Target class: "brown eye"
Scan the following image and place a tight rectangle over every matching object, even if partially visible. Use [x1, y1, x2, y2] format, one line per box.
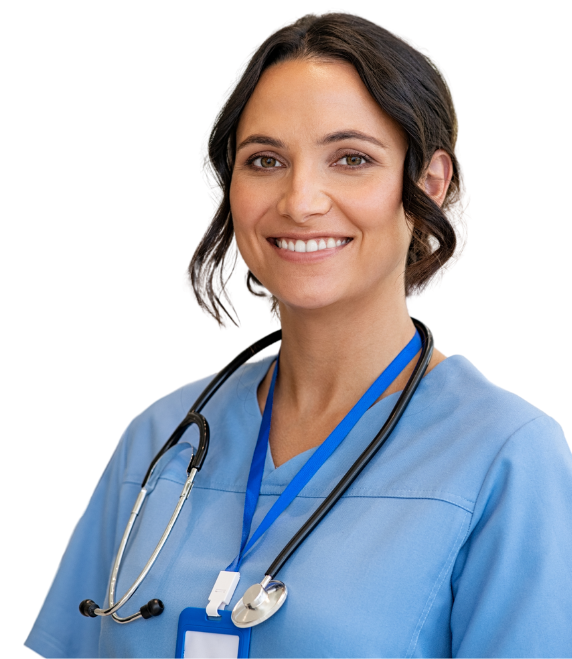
[260, 156, 278, 168]
[344, 155, 365, 166]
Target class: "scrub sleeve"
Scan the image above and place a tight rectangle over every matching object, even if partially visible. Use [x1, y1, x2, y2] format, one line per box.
[450, 415, 572, 657]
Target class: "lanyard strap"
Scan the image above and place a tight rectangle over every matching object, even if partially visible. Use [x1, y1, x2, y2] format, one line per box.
[226, 330, 422, 572]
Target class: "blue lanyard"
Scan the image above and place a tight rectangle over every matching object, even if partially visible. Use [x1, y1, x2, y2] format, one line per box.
[226, 330, 422, 572]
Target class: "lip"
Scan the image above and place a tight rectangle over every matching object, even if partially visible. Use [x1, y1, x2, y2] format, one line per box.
[267, 232, 352, 242]
[266, 236, 353, 262]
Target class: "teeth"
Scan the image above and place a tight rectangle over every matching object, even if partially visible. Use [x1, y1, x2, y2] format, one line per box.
[276, 238, 349, 252]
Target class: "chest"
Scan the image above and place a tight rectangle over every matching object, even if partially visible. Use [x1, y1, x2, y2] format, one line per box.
[100, 452, 471, 658]
[268, 404, 348, 467]
[260, 374, 398, 469]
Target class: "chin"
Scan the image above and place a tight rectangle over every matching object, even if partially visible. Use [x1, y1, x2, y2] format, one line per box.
[274, 287, 349, 313]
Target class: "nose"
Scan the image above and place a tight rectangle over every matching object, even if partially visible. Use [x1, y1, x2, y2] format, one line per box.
[276, 165, 332, 224]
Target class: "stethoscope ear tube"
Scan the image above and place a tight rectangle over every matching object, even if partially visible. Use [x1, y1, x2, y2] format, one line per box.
[264, 318, 433, 579]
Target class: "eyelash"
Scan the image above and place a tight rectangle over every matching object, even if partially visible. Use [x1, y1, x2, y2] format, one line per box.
[244, 151, 372, 170]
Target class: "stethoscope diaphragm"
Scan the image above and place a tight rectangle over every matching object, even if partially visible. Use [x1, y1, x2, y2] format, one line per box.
[232, 576, 288, 627]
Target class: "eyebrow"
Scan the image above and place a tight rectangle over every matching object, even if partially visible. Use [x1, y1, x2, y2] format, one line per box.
[235, 129, 388, 152]
[318, 130, 388, 149]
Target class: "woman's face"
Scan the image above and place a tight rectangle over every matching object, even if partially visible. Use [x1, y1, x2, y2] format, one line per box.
[230, 59, 410, 313]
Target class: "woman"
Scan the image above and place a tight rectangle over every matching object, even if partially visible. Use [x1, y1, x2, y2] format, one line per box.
[26, 13, 572, 658]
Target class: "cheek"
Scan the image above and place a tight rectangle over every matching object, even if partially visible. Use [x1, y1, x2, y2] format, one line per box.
[229, 178, 248, 233]
[229, 176, 270, 275]
[340, 171, 407, 239]
[229, 178, 256, 249]
[230, 175, 275, 227]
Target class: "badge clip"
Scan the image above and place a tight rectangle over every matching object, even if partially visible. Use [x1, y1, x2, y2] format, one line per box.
[206, 570, 240, 618]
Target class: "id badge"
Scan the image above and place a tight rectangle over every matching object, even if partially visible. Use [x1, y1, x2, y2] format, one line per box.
[175, 607, 251, 658]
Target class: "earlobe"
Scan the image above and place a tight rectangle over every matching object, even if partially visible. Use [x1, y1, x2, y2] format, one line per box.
[422, 149, 453, 207]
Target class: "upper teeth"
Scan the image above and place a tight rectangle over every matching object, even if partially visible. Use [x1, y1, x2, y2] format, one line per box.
[276, 238, 349, 252]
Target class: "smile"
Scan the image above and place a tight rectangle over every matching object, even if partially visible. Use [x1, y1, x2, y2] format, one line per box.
[272, 237, 352, 253]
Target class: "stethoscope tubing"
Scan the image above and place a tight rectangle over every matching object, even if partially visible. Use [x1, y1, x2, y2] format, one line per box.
[80, 319, 432, 623]
[80, 329, 283, 622]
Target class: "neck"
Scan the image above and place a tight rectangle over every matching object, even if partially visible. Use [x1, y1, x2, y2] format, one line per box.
[276, 288, 415, 410]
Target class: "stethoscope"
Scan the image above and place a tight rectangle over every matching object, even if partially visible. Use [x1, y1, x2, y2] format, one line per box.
[80, 318, 433, 627]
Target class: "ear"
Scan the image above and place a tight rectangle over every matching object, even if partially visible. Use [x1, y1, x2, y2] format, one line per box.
[420, 149, 453, 207]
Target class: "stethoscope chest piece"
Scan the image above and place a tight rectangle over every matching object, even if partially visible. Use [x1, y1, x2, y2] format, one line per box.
[231, 577, 287, 628]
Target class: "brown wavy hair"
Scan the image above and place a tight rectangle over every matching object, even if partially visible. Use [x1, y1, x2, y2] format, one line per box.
[189, 13, 461, 325]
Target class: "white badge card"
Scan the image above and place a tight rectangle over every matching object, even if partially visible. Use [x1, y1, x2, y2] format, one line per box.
[175, 608, 251, 659]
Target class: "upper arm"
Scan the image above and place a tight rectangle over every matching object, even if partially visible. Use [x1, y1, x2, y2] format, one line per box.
[451, 415, 572, 657]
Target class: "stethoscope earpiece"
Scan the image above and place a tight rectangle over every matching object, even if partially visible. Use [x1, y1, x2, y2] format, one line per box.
[79, 599, 99, 618]
[140, 598, 164, 619]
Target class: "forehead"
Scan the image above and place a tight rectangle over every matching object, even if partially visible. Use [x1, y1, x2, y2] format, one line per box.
[236, 59, 406, 149]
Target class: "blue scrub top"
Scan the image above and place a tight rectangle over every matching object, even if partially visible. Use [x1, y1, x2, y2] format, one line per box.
[26, 355, 572, 658]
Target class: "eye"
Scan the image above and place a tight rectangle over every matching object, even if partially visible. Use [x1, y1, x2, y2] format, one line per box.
[251, 156, 282, 168]
[337, 154, 368, 167]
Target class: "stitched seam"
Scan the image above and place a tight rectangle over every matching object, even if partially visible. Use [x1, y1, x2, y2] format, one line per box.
[461, 413, 548, 541]
[24, 627, 66, 657]
[405, 514, 469, 658]
[120, 478, 473, 513]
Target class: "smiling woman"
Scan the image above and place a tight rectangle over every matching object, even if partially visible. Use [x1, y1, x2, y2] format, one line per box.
[231, 60, 414, 314]
[26, 12, 572, 659]
[191, 16, 460, 324]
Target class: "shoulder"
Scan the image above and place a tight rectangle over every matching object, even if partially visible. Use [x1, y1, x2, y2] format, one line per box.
[425, 354, 566, 451]
[382, 355, 571, 509]
[445, 356, 571, 510]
